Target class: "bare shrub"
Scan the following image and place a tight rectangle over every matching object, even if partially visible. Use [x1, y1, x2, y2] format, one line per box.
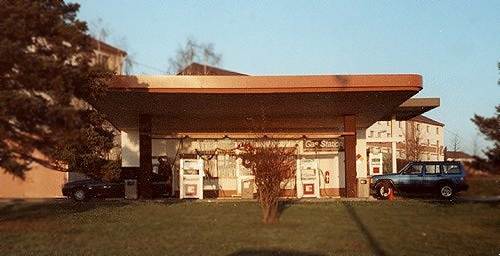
[238, 141, 296, 224]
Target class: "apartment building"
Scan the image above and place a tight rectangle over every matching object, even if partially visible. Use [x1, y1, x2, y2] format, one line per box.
[366, 115, 445, 173]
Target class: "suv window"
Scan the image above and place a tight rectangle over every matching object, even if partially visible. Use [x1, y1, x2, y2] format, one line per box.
[443, 164, 461, 174]
[403, 164, 424, 175]
[425, 164, 441, 175]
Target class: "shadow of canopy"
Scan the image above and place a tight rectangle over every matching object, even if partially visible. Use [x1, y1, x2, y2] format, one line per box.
[227, 248, 326, 256]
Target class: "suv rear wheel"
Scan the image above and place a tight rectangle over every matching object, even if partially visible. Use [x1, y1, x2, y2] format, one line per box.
[439, 184, 454, 199]
[376, 181, 394, 200]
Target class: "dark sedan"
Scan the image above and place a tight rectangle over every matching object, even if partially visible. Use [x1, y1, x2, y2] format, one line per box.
[370, 161, 468, 199]
[62, 174, 172, 201]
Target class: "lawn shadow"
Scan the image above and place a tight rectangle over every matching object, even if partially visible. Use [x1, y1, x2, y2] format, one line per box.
[0, 200, 130, 222]
[392, 194, 500, 208]
[424, 197, 499, 208]
[342, 201, 387, 256]
[227, 248, 325, 256]
[151, 198, 198, 207]
[277, 198, 301, 217]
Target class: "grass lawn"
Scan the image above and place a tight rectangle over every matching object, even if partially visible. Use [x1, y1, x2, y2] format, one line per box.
[0, 200, 499, 255]
[461, 175, 500, 197]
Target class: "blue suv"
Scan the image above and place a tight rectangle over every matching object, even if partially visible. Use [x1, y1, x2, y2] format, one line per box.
[370, 161, 468, 199]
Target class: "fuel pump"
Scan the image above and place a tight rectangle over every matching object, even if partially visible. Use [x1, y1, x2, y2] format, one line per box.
[236, 158, 254, 198]
[368, 152, 383, 176]
[297, 158, 320, 198]
[179, 158, 204, 199]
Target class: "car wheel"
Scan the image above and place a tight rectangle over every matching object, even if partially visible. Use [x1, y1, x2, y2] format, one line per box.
[72, 189, 87, 201]
[439, 184, 454, 199]
[376, 181, 394, 200]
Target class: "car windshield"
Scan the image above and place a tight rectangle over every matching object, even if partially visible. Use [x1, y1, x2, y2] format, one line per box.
[399, 163, 424, 175]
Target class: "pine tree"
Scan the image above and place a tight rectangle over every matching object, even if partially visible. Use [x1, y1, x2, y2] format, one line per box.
[470, 63, 500, 173]
[471, 105, 500, 173]
[0, 0, 119, 179]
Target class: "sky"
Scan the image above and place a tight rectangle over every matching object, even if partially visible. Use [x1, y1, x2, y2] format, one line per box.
[76, 0, 499, 155]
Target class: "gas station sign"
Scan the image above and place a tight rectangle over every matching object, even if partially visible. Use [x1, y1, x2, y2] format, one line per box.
[303, 138, 344, 152]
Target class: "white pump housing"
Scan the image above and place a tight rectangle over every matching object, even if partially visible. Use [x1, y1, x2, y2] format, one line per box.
[179, 158, 204, 199]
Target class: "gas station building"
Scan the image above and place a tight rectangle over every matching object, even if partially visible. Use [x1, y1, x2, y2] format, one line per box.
[96, 72, 439, 198]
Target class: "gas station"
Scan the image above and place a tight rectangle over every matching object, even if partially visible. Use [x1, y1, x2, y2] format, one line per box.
[95, 73, 439, 199]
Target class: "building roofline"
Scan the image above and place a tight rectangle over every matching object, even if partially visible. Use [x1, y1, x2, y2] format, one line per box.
[90, 38, 127, 56]
[388, 98, 440, 121]
[177, 62, 247, 76]
[410, 114, 444, 127]
[108, 74, 422, 94]
[446, 150, 473, 159]
[399, 98, 440, 108]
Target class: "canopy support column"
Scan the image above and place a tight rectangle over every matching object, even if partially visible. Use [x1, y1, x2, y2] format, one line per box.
[139, 114, 153, 198]
[344, 115, 357, 198]
[391, 115, 398, 173]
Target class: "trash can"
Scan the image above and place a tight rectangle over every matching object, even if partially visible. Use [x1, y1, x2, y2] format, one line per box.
[357, 178, 370, 198]
[241, 179, 255, 199]
[124, 179, 138, 199]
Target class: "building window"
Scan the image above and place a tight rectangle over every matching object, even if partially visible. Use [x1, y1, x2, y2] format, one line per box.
[98, 54, 109, 66]
[217, 154, 236, 178]
[387, 121, 390, 126]
[398, 121, 402, 128]
[427, 139, 430, 145]
[436, 127, 439, 134]
[426, 125, 429, 133]
[416, 124, 420, 131]
[369, 131, 374, 138]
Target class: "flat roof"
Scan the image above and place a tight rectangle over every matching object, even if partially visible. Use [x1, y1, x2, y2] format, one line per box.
[109, 74, 422, 94]
[95, 74, 434, 132]
[390, 98, 441, 120]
